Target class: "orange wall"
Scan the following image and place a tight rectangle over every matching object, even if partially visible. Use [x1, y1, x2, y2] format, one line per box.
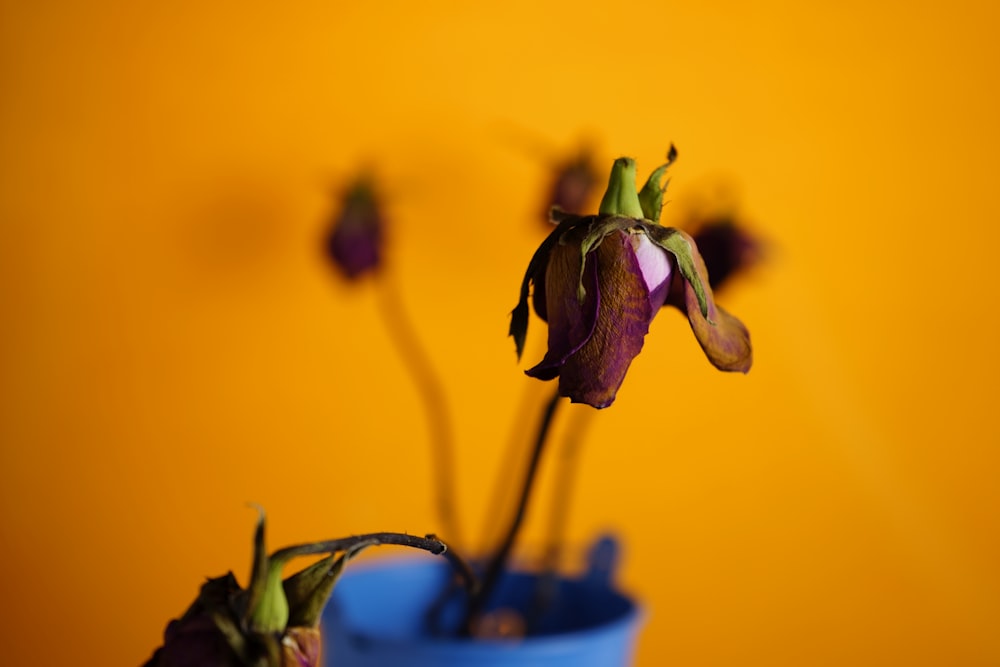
[2, 1, 999, 665]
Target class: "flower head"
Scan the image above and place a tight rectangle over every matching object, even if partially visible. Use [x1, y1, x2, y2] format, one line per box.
[324, 178, 384, 280]
[143, 512, 454, 667]
[510, 147, 752, 408]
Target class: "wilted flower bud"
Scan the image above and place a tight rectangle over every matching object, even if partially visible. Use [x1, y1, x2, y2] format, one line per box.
[543, 147, 599, 223]
[688, 218, 762, 292]
[510, 147, 753, 408]
[324, 179, 384, 280]
[143, 513, 454, 667]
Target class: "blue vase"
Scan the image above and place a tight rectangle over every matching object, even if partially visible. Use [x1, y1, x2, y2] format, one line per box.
[321, 553, 642, 667]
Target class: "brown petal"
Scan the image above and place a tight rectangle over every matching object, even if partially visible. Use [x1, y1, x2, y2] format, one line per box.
[666, 230, 753, 373]
[531, 230, 662, 408]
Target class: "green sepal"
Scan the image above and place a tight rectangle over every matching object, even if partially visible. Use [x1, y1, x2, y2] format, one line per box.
[249, 561, 290, 635]
[244, 506, 271, 628]
[598, 158, 645, 219]
[283, 554, 338, 629]
[283, 540, 375, 628]
[637, 145, 678, 223]
[575, 216, 632, 303]
[245, 505, 290, 635]
[646, 225, 712, 322]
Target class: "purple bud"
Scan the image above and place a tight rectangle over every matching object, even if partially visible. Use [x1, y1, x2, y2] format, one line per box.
[324, 181, 384, 280]
[544, 150, 599, 222]
[689, 219, 761, 292]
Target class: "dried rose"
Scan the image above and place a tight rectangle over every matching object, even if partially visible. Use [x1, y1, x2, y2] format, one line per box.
[143, 513, 458, 667]
[510, 147, 752, 408]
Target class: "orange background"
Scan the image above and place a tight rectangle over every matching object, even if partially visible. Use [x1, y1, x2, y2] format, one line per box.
[2, 1, 999, 665]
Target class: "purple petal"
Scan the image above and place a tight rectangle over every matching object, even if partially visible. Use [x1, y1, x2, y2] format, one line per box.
[282, 628, 322, 667]
[529, 230, 664, 408]
[631, 231, 672, 311]
[526, 234, 599, 380]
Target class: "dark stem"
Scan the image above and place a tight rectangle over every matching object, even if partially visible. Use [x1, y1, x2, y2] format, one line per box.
[528, 406, 594, 630]
[477, 371, 549, 552]
[542, 406, 594, 572]
[375, 270, 463, 548]
[461, 387, 562, 634]
[270, 532, 478, 598]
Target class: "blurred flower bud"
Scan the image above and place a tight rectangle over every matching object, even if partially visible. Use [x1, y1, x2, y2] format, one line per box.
[689, 218, 762, 292]
[324, 179, 384, 280]
[544, 148, 599, 222]
[143, 513, 452, 667]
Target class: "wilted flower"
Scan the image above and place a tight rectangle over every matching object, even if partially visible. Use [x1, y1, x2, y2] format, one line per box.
[143, 512, 455, 667]
[510, 147, 752, 408]
[543, 147, 599, 222]
[324, 179, 384, 279]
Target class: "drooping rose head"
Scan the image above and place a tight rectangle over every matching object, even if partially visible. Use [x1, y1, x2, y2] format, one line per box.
[510, 148, 753, 408]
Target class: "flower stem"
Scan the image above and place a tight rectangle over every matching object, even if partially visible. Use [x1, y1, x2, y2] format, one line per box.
[462, 387, 562, 634]
[476, 350, 549, 552]
[527, 406, 594, 631]
[376, 270, 463, 548]
[270, 532, 479, 598]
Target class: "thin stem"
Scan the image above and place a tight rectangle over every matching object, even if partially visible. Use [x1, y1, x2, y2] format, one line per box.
[375, 269, 463, 548]
[527, 405, 595, 631]
[476, 350, 549, 552]
[462, 387, 562, 634]
[541, 406, 594, 573]
[270, 532, 445, 561]
[270, 532, 478, 598]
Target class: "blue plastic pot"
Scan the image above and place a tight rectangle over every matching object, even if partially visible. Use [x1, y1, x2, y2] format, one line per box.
[321, 554, 642, 667]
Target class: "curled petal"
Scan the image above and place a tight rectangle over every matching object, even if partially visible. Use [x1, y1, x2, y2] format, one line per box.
[508, 212, 587, 359]
[526, 228, 599, 381]
[665, 230, 753, 373]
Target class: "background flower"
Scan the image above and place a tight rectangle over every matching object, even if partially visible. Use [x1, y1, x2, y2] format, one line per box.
[324, 180, 384, 280]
